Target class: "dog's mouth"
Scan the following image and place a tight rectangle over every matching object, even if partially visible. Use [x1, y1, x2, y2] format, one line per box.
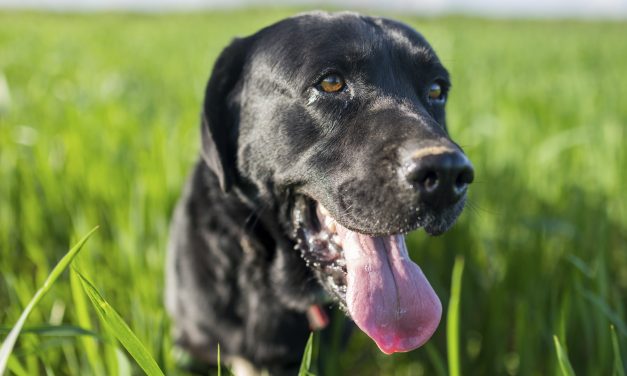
[292, 195, 442, 354]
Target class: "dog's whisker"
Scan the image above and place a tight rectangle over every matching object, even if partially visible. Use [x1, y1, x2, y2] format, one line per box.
[463, 200, 483, 218]
[244, 200, 270, 231]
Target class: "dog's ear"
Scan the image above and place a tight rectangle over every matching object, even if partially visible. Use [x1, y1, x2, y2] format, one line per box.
[201, 36, 254, 192]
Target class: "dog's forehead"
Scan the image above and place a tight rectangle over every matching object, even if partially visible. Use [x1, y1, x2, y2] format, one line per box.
[252, 12, 440, 76]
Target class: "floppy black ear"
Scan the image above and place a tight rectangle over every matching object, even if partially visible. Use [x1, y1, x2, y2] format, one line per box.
[201, 36, 254, 192]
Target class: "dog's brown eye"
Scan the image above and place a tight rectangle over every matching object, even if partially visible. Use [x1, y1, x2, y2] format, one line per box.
[428, 82, 444, 101]
[319, 74, 345, 93]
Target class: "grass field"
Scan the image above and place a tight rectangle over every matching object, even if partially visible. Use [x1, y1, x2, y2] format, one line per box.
[0, 9, 626, 375]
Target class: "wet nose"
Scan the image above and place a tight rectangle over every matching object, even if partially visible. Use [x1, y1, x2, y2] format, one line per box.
[405, 149, 474, 207]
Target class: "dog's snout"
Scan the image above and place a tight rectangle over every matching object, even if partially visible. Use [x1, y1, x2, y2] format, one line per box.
[405, 148, 474, 207]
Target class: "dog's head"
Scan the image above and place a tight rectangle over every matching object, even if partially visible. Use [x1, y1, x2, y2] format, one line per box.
[200, 12, 473, 354]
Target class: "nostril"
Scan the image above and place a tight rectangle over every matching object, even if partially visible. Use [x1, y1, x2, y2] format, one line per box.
[422, 171, 439, 193]
[454, 167, 474, 192]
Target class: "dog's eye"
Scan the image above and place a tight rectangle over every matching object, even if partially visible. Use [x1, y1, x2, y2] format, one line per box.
[427, 82, 446, 105]
[318, 74, 345, 93]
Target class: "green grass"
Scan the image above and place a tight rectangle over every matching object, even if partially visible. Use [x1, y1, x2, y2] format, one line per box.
[553, 335, 575, 376]
[447, 257, 464, 376]
[299, 333, 314, 376]
[0, 9, 626, 375]
[0, 228, 96, 374]
[72, 266, 164, 376]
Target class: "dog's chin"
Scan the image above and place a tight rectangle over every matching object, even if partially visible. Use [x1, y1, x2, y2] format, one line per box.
[421, 197, 467, 236]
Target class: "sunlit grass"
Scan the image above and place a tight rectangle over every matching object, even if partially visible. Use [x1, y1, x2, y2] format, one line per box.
[0, 228, 97, 374]
[0, 9, 625, 375]
[72, 267, 164, 376]
[447, 257, 464, 376]
[553, 335, 575, 376]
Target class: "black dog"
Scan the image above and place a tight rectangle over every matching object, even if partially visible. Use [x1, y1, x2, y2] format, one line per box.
[165, 11, 473, 375]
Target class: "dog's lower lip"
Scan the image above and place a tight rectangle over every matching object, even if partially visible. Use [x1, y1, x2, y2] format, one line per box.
[292, 196, 349, 304]
[323, 214, 422, 238]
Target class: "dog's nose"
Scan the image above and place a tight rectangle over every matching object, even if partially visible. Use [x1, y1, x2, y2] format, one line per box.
[405, 149, 474, 207]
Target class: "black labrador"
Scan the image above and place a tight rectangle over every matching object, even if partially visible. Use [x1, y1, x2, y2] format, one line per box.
[165, 11, 473, 375]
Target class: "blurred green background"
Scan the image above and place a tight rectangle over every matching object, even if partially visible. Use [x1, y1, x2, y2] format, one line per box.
[0, 9, 626, 375]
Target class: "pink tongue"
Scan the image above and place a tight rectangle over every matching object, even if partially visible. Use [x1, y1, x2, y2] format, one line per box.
[338, 224, 442, 354]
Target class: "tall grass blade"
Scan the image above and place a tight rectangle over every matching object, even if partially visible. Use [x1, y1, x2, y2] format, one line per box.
[6, 357, 28, 376]
[553, 335, 576, 376]
[447, 256, 465, 376]
[0, 324, 99, 338]
[217, 343, 221, 376]
[72, 267, 165, 376]
[298, 332, 314, 376]
[0, 227, 98, 375]
[581, 289, 627, 336]
[611, 325, 626, 376]
[70, 268, 106, 375]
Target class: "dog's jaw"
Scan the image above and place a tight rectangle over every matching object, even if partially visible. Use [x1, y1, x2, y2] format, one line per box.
[291, 195, 442, 354]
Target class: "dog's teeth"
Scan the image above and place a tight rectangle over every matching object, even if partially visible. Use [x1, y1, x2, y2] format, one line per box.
[325, 217, 336, 233]
[328, 242, 340, 255]
[319, 205, 330, 216]
[331, 234, 341, 246]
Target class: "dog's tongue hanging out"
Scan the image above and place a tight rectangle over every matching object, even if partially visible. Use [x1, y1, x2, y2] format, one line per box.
[336, 223, 442, 354]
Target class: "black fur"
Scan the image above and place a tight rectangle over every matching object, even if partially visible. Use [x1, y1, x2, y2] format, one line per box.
[166, 11, 471, 374]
